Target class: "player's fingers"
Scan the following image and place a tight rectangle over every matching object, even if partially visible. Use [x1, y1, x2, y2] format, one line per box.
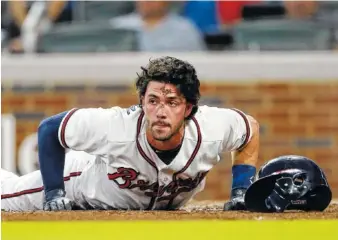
[62, 199, 73, 210]
[61, 199, 67, 210]
[223, 201, 234, 211]
[56, 199, 65, 210]
[55, 199, 65, 210]
[49, 201, 58, 211]
[43, 203, 51, 211]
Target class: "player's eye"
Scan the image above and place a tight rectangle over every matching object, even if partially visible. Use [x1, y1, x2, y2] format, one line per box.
[168, 101, 178, 107]
[149, 99, 157, 105]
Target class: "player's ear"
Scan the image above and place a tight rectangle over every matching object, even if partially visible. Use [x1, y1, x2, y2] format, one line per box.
[140, 96, 145, 108]
[184, 103, 193, 118]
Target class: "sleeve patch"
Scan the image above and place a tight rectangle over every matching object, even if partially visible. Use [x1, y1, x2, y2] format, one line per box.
[126, 105, 140, 115]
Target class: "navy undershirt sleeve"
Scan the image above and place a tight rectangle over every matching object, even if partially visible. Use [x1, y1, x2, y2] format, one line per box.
[38, 111, 69, 195]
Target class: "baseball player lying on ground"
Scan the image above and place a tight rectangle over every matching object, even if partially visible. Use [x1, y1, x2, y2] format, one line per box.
[2, 56, 260, 211]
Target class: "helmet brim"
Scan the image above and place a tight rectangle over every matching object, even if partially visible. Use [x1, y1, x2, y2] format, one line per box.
[244, 174, 280, 212]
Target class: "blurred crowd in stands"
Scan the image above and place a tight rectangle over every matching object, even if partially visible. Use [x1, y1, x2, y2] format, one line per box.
[1, 0, 338, 54]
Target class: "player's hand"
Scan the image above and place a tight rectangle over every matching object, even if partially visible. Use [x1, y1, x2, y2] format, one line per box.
[43, 189, 73, 211]
[223, 188, 247, 211]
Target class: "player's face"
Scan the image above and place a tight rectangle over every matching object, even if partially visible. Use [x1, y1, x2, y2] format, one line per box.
[142, 81, 192, 141]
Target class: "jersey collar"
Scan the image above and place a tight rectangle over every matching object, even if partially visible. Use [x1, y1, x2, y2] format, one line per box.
[136, 111, 202, 178]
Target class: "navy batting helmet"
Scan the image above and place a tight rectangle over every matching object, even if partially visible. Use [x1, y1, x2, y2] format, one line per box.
[244, 155, 332, 212]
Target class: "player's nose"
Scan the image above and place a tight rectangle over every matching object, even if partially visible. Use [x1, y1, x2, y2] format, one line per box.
[156, 106, 167, 118]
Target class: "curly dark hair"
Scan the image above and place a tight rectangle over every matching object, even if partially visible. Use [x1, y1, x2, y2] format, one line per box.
[136, 56, 200, 119]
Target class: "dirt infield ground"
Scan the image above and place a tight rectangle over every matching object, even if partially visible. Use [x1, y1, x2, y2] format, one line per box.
[2, 201, 338, 221]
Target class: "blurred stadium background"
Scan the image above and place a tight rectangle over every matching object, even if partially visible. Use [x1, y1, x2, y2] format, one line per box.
[1, 0, 338, 201]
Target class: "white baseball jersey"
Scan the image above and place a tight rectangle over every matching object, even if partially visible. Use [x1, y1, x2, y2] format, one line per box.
[1, 105, 251, 211]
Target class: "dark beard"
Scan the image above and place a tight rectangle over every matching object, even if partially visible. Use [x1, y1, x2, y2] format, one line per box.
[148, 119, 184, 142]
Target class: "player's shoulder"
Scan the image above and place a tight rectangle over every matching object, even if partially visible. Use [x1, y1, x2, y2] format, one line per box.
[194, 105, 239, 120]
[78, 105, 141, 118]
[77, 105, 142, 142]
[109, 105, 142, 141]
[192, 105, 241, 141]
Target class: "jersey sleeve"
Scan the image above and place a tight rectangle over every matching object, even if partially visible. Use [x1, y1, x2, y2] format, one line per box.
[199, 106, 252, 153]
[221, 108, 252, 152]
[57, 107, 127, 154]
[228, 108, 252, 151]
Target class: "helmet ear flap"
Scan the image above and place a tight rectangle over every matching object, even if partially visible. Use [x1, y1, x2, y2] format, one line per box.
[264, 170, 311, 212]
[293, 172, 307, 186]
[292, 172, 312, 196]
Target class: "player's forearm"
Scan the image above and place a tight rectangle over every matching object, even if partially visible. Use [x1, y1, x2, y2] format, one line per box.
[38, 111, 68, 195]
[231, 116, 260, 191]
